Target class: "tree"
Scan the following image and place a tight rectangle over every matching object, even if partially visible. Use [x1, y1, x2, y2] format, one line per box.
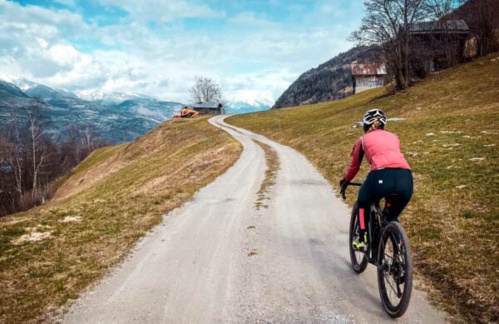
[63, 123, 103, 165]
[0, 101, 105, 217]
[410, 0, 466, 73]
[6, 109, 25, 199]
[26, 100, 52, 196]
[451, 0, 499, 56]
[189, 76, 223, 103]
[425, 0, 458, 19]
[350, 0, 427, 89]
[0, 130, 19, 213]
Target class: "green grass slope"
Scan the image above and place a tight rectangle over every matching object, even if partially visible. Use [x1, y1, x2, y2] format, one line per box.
[0, 117, 242, 323]
[227, 54, 499, 323]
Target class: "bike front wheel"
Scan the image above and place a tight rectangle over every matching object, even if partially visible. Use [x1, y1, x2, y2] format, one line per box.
[349, 202, 368, 273]
[377, 221, 413, 318]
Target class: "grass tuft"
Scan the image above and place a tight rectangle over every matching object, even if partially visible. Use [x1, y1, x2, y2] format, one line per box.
[253, 140, 280, 211]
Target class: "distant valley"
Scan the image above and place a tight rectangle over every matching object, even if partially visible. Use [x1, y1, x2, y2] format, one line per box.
[0, 76, 271, 144]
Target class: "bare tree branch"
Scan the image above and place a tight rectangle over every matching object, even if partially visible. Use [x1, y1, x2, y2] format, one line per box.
[189, 76, 223, 103]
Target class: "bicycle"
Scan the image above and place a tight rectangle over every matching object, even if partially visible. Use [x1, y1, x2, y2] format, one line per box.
[342, 182, 413, 318]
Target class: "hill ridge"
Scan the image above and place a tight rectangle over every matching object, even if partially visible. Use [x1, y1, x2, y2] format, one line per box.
[273, 45, 381, 109]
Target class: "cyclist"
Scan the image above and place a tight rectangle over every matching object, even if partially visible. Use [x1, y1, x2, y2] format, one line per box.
[340, 109, 413, 252]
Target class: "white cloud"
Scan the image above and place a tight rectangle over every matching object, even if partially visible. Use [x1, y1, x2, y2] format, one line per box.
[228, 12, 276, 27]
[98, 0, 225, 21]
[53, 0, 77, 8]
[45, 44, 81, 66]
[36, 37, 49, 48]
[0, 0, 361, 103]
[222, 68, 297, 105]
[0, 0, 87, 35]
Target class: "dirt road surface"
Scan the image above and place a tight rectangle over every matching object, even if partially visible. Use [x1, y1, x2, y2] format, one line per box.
[64, 116, 445, 323]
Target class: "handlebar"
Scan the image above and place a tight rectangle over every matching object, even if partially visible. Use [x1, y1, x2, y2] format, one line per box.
[341, 181, 362, 199]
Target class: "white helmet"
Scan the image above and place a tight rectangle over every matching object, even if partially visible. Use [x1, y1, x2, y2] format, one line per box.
[363, 109, 387, 132]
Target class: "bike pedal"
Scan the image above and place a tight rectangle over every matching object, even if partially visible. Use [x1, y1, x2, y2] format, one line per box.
[353, 242, 368, 252]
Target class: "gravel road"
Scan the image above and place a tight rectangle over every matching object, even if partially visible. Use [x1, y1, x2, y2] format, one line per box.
[64, 116, 445, 323]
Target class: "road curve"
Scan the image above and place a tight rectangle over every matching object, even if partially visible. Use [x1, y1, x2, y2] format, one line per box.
[64, 116, 445, 323]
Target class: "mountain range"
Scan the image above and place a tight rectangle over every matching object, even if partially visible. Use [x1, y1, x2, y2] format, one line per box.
[0, 77, 183, 143]
[225, 99, 273, 114]
[0, 76, 271, 143]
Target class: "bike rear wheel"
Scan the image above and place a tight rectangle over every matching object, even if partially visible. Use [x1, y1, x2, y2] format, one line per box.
[377, 221, 413, 318]
[349, 202, 368, 273]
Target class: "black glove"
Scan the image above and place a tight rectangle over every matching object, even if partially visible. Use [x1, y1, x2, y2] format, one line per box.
[339, 178, 349, 199]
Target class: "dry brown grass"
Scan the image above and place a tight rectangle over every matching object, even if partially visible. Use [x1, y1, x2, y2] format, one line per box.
[0, 117, 242, 323]
[253, 140, 280, 210]
[54, 144, 127, 201]
[227, 54, 499, 323]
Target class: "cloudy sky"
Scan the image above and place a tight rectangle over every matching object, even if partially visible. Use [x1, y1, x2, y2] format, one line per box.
[0, 0, 364, 103]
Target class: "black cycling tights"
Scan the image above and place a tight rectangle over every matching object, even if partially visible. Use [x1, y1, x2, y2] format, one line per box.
[356, 168, 413, 242]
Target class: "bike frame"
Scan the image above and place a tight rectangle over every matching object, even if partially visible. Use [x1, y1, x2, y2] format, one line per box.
[349, 182, 387, 269]
[367, 203, 385, 267]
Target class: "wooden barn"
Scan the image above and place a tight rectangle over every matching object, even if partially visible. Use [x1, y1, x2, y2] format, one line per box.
[409, 19, 473, 74]
[191, 102, 224, 115]
[351, 62, 387, 94]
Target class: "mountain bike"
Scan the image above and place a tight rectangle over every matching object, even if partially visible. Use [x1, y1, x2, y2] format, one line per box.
[343, 182, 413, 318]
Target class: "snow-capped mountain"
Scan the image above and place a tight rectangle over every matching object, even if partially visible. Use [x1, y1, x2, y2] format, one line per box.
[76, 90, 153, 104]
[11, 77, 41, 92]
[2, 75, 64, 94]
[225, 99, 273, 114]
[224, 90, 274, 114]
[0, 77, 183, 143]
[0, 74, 18, 85]
[1, 76, 79, 104]
[25, 84, 79, 102]
[0, 80, 30, 99]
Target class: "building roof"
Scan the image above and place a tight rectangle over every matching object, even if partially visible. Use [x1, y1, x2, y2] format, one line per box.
[409, 20, 469, 34]
[351, 63, 387, 76]
[192, 101, 222, 109]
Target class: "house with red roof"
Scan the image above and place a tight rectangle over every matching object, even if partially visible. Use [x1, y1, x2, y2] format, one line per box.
[351, 62, 387, 94]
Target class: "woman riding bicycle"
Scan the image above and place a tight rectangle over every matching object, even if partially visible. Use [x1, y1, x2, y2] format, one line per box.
[340, 109, 413, 252]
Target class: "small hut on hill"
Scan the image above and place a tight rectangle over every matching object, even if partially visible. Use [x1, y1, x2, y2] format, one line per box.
[191, 102, 224, 115]
[351, 62, 387, 94]
[409, 19, 473, 73]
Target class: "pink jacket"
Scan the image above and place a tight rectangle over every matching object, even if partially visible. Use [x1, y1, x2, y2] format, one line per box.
[344, 129, 411, 182]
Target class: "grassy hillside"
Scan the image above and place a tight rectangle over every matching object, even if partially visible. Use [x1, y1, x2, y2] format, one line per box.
[227, 54, 499, 323]
[0, 117, 241, 323]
